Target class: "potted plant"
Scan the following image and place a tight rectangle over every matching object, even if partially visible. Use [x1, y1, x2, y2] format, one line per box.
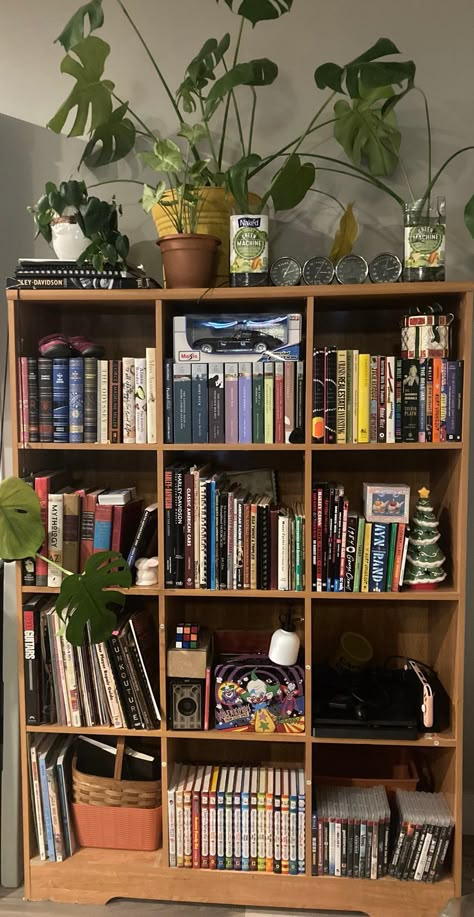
[0, 476, 130, 645]
[29, 179, 129, 271]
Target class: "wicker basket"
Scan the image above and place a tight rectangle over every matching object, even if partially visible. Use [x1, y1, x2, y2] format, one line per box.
[71, 740, 162, 851]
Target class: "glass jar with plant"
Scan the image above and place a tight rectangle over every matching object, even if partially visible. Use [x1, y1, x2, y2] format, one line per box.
[29, 179, 129, 271]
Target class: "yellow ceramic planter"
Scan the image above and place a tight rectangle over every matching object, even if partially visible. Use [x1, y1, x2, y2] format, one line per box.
[151, 187, 260, 286]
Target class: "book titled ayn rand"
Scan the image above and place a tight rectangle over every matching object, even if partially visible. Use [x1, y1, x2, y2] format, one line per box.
[368, 522, 389, 592]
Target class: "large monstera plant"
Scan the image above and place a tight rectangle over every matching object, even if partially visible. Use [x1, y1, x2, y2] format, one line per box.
[0, 477, 131, 646]
[47, 1, 417, 252]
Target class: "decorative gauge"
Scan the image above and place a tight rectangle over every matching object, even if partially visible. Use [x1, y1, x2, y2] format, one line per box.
[302, 256, 335, 286]
[368, 252, 403, 284]
[270, 257, 302, 286]
[335, 254, 369, 285]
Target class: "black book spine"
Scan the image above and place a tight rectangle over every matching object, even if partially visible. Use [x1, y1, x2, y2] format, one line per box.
[27, 357, 39, 442]
[108, 636, 143, 729]
[84, 356, 98, 443]
[402, 359, 419, 443]
[164, 467, 175, 587]
[395, 357, 403, 442]
[377, 817, 385, 879]
[40, 607, 56, 724]
[174, 468, 185, 588]
[406, 824, 425, 881]
[38, 357, 53, 442]
[23, 598, 42, 724]
[323, 817, 329, 875]
[22, 557, 36, 587]
[119, 635, 153, 729]
[191, 364, 208, 444]
[261, 504, 270, 590]
[256, 504, 263, 590]
[208, 363, 225, 444]
[296, 361, 304, 431]
[164, 358, 173, 444]
[126, 507, 158, 570]
[426, 358, 433, 442]
[341, 818, 347, 877]
[110, 359, 121, 444]
[218, 492, 228, 589]
[347, 818, 354, 878]
[322, 484, 330, 592]
[344, 513, 357, 592]
[353, 821, 360, 878]
[378, 355, 386, 442]
[324, 348, 337, 444]
[173, 365, 191, 444]
[312, 349, 325, 443]
[236, 497, 244, 589]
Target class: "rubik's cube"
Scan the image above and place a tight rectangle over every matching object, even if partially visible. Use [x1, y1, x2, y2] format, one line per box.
[175, 623, 199, 649]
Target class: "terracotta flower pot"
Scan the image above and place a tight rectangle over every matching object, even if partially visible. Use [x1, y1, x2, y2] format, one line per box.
[158, 233, 221, 289]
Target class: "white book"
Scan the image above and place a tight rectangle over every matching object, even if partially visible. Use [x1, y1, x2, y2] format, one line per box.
[60, 633, 81, 728]
[52, 612, 72, 727]
[334, 795, 341, 877]
[250, 767, 259, 869]
[122, 357, 136, 443]
[98, 487, 136, 505]
[225, 767, 235, 868]
[281, 768, 290, 873]
[289, 769, 298, 874]
[167, 763, 179, 868]
[134, 357, 147, 444]
[175, 765, 187, 868]
[200, 764, 213, 867]
[94, 643, 124, 728]
[47, 493, 64, 587]
[233, 767, 243, 868]
[241, 766, 251, 871]
[208, 766, 219, 867]
[278, 511, 289, 590]
[273, 768, 281, 871]
[146, 347, 157, 443]
[97, 359, 108, 443]
[297, 767, 305, 874]
[217, 767, 228, 868]
[29, 739, 46, 860]
[265, 767, 274, 871]
[386, 355, 395, 443]
[75, 646, 93, 727]
[184, 766, 195, 868]
[352, 349, 359, 442]
[257, 767, 266, 871]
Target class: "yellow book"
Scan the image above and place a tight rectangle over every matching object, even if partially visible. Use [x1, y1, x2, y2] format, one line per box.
[336, 350, 347, 443]
[361, 522, 372, 593]
[357, 353, 370, 443]
[264, 363, 274, 443]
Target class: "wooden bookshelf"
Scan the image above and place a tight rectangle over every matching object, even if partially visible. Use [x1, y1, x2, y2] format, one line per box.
[7, 282, 472, 916]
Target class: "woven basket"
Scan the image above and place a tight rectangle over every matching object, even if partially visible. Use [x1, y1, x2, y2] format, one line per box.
[72, 754, 161, 809]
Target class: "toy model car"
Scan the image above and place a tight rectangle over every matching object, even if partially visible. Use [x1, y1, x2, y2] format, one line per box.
[193, 329, 282, 354]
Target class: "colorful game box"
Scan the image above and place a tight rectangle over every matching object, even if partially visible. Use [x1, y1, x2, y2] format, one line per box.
[363, 483, 410, 524]
[214, 654, 304, 733]
[173, 313, 302, 364]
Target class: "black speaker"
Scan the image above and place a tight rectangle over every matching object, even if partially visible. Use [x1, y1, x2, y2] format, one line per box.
[167, 678, 204, 730]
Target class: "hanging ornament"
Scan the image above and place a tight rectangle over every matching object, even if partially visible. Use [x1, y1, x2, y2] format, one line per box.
[403, 487, 446, 590]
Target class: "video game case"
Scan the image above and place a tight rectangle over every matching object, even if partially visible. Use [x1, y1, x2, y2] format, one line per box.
[208, 363, 225, 444]
[164, 358, 174, 444]
[38, 357, 53, 442]
[192, 363, 209, 444]
[83, 357, 98, 443]
[239, 362, 252, 444]
[252, 363, 264, 443]
[224, 363, 238, 443]
[173, 364, 192, 444]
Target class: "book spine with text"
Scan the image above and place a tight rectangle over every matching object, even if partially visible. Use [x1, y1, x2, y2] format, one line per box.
[252, 363, 264, 443]
[418, 358, 427, 443]
[68, 357, 83, 443]
[425, 358, 433, 442]
[184, 473, 195, 589]
[27, 357, 40, 443]
[191, 363, 208, 444]
[38, 357, 53, 442]
[440, 359, 448, 442]
[208, 362, 225, 443]
[325, 347, 337, 444]
[122, 357, 136, 444]
[63, 492, 80, 574]
[108, 359, 121, 444]
[164, 358, 173, 444]
[238, 362, 252, 444]
[53, 358, 69, 443]
[97, 359, 108, 444]
[47, 493, 64, 587]
[378, 355, 386, 442]
[357, 354, 370, 443]
[224, 362, 238, 444]
[336, 350, 347, 443]
[274, 362, 284, 443]
[19, 357, 29, 443]
[284, 360, 296, 443]
[134, 357, 147, 444]
[145, 347, 157, 443]
[395, 358, 403, 442]
[83, 357, 97, 443]
[369, 355, 378, 443]
[173, 365, 192, 444]
[386, 356, 395, 443]
[432, 357, 442, 442]
[264, 362, 274, 444]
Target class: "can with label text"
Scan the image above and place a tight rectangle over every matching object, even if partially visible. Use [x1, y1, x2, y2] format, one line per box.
[229, 213, 269, 287]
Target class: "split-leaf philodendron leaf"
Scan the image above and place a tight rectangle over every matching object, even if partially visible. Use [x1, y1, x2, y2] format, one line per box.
[80, 102, 136, 167]
[47, 36, 114, 137]
[56, 0, 104, 52]
[0, 477, 45, 562]
[217, 0, 293, 25]
[334, 85, 401, 177]
[56, 551, 132, 646]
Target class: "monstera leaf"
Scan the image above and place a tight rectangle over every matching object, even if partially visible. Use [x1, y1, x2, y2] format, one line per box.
[328, 203, 359, 263]
[226, 153, 262, 212]
[178, 35, 231, 112]
[334, 85, 401, 177]
[56, 551, 132, 646]
[206, 59, 278, 108]
[0, 477, 45, 562]
[217, 0, 293, 25]
[80, 102, 136, 167]
[56, 0, 104, 52]
[48, 36, 114, 137]
[315, 38, 415, 101]
[269, 154, 315, 211]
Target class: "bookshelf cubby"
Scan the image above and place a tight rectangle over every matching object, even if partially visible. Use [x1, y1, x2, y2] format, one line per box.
[7, 282, 472, 917]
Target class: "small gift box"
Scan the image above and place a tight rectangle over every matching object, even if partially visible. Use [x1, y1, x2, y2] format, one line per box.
[401, 311, 453, 359]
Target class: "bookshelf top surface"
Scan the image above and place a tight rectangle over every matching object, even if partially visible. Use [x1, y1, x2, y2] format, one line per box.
[7, 280, 474, 304]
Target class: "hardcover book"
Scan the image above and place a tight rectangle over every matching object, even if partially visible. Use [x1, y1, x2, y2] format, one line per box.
[122, 357, 136, 444]
[134, 357, 147, 444]
[192, 363, 209, 444]
[284, 361, 296, 443]
[402, 359, 419, 443]
[312, 349, 325, 443]
[108, 359, 122, 444]
[173, 364, 192, 444]
[238, 362, 252, 444]
[208, 363, 225, 444]
[252, 363, 264, 443]
[38, 357, 53, 443]
[68, 357, 84, 443]
[27, 357, 40, 443]
[164, 358, 174, 444]
[324, 348, 337, 444]
[224, 363, 238, 444]
[53, 358, 69, 443]
[145, 347, 157, 443]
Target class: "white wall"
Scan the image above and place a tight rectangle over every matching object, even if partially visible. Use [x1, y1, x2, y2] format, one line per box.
[0, 1, 474, 822]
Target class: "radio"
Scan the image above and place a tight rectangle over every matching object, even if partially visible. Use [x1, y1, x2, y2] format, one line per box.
[167, 678, 204, 731]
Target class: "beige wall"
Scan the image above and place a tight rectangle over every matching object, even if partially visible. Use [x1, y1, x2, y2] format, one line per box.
[1, 1, 474, 817]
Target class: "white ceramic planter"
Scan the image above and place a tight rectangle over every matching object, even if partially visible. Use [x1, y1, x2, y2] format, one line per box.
[51, 219, 89, 261]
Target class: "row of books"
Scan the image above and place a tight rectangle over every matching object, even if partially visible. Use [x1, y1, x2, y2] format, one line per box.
[167, 764, 305, 873]
[312, 787, 452, 882]
[23, 595, 161, 729]
[166, 360, 304, 445]
[312, 350, 464, 443]
[21, 470, 157, 587]
[17, 351, 157, 444]
[165, 466, 305, 591]
[311, 482, 408, 592]
[29, 734, 76, 862]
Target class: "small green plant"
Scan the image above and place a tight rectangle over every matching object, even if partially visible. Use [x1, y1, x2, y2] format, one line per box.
[29, 179, 130, 271]
[0, 477, 131, 645]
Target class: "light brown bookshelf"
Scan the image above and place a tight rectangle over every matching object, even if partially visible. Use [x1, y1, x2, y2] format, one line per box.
[7, 282, 472, 916]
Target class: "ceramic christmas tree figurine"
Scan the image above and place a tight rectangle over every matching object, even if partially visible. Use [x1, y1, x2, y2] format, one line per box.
[404, 487, 446, 589]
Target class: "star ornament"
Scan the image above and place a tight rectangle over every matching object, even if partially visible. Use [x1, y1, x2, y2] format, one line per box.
[418, 487, 430, 499]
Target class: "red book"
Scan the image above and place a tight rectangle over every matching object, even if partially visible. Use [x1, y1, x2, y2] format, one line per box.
[111, 500, 144, 557]
[108, 359, 122, 444]
[270, 505, 279, 590]
[34, 471, 66, 586]
[204, 665, 211, 731]
[432, 358, 442, 443]
[80, 489, 105, 571]
[311, 488, 317, 591]
[243, 499, 251, 589]
[316, 486, 324, 592]
[274, 363, 284, 443]
[391, 524, 406, 592]
[184, 473, 194, 588]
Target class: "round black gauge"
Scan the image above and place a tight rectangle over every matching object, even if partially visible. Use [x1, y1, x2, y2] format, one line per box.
[335, 254, 368, 285]
[302, 256, 335, 286]
[270, 257, 302, 286]
[369, 252, 403, 284]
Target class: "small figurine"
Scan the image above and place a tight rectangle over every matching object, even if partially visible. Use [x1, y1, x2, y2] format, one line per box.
[135, 556, 159, 586]
[403, 488, 447, 589]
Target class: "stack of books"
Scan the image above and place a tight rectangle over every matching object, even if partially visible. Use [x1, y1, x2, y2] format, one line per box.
[311, 482, 409, 593]
[8, 258, 158, 290]
[17, 349, 157, 445]
[165, 466, 305, 591]
[21, 472, 158, 587]
[312, 786, 390, 878]
[23, 596, 161, 729]
[312, 349, 464, 443]
[388, 790, 454, 882]
[165, 359, 304, 444]
[167, 764, 305, 873]
[28, 734, 76, 862]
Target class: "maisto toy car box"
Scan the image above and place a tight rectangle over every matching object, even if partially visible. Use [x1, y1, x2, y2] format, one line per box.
[173, 313, 302, 363]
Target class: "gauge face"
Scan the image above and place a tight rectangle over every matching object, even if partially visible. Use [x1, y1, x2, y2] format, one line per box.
[335, 254, 368, 285]
[302, 256, 335, 286]
[369, 252, 403, 284]
[270, 257, 302, 286]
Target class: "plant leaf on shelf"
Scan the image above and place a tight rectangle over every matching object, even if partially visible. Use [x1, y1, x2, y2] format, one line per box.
[328, 203, 359, 263]
[56, 551, 132, 646]
[139, 139, 185, 174]
[178, 122, 209, 146]
[217, 0, 293, 25]
[47, 36, 114, 137]
[334, 85, 401, 177]
[315, 38, 415, 102]
[206, 58, 278, 108]
[141, 182, 167, 213]
[270, 153, 316, 211]
[0, 477, 45, 562]
[80, 102, 136, 167]
[226, 153, 262, 213]
[55, 0, 104, 52]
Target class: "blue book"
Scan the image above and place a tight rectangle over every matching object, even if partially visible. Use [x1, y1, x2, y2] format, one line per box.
[93, 506, 112, 551]
[56, 736, 76, 858]
[38, 735, 58, 861]
[238, 362, 252, 443]
[68, 357, 84, 443]
[164, 358, 173, 444]
[217, 767, 228, 870]
[191, 363, 208, 443]
[369, 522, 390, 592]
[52, 358, 69, 443]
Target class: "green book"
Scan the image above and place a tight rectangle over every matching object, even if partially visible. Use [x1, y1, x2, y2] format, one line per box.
[252, 363, 264, 443]
[353, 516, 366, 592]
[346, 349, 353, 444]
[386, 523, 398, 591]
